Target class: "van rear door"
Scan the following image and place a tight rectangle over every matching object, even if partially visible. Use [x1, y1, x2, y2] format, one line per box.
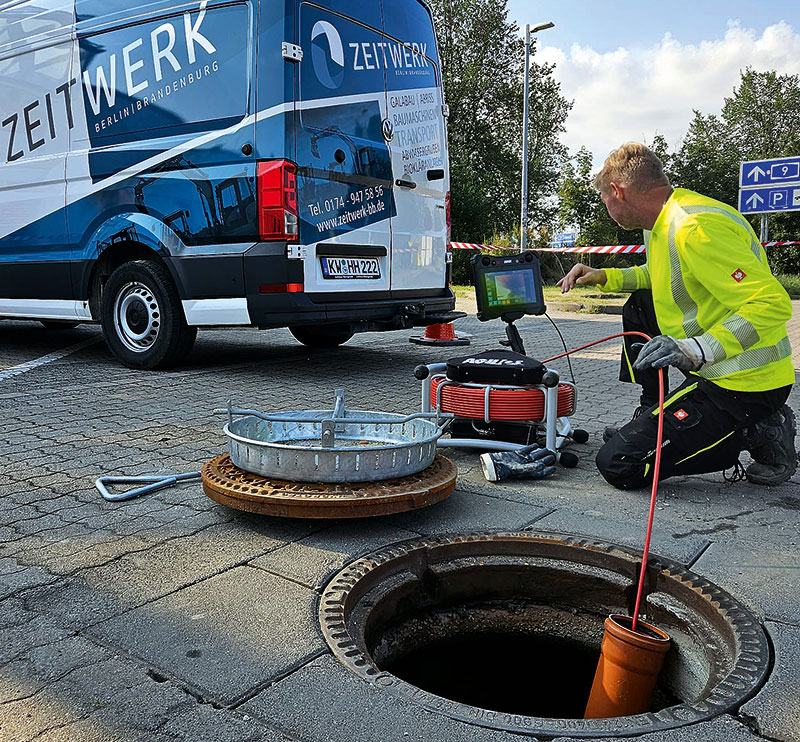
[381, 2, 449, 292]
[295, 2, 394, 295]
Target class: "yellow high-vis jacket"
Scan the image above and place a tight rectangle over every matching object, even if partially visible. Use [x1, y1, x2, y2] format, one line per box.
[601, 188, 794, 392]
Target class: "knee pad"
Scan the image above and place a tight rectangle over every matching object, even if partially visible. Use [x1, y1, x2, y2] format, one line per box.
[596, 440, 650, 490]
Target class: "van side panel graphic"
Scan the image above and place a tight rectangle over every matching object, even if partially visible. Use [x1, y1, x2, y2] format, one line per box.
[77, 2, 250, 180]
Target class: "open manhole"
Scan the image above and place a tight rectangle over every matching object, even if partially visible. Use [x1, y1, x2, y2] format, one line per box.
[319, 532, 769, 738]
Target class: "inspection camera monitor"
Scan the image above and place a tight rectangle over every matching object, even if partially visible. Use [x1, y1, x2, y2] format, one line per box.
[471, 251, 546, 321]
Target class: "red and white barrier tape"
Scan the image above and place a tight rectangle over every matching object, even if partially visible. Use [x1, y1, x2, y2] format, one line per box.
[538, 244, 646, 254]
[449, 241, 800, 253]
[448, 242, 518, 251]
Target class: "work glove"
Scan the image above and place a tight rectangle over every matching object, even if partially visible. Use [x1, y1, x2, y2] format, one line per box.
[480, 444, 557, 482]
[632, 335, 707, 373]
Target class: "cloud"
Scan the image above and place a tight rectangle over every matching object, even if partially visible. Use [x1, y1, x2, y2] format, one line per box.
[538, 21, 800, 166]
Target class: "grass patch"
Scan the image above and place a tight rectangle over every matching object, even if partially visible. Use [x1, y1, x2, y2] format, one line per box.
[451, 285, 627, 313]
[542, 285, 627, 313]
[776, 273, 800, 299]
[450, 285, 475, 298]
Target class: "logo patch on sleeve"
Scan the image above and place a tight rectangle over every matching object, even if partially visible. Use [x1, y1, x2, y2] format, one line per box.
[732, 269, 746, 282]
[673, 408, 689, 421]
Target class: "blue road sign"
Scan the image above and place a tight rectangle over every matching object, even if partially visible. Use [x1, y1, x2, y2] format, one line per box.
[552, 231, 576, 247]
[739, 185, 800, 215]
[740, 156, 800, 188]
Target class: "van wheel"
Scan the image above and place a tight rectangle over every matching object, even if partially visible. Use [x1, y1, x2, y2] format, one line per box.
[289, 324, 354, 348]
[100, 260, 196, 369]
[40, 321, 79, 329]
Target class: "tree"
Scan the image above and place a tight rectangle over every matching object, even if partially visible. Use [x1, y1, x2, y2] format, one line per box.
[671, 112, 739, 204]
[723, 69, 800, 161]
[557, 147, 603, 241]
[557, 147, 644, 249]
[648, 133, 673, 175]
[429, 0, 571, 243]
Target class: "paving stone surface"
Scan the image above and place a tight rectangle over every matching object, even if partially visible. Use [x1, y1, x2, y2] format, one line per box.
[740, 621, 800, 741]
[378, 488, 552, 535]
[242, 653, 526, 742]
[1, 303, 798, 741]
[251, 521, 418, 588]
[91, 566, 324, 705]
[692, 540, 800, 623]
[529, 510, 710, 565]
[21, 518, 318, 628]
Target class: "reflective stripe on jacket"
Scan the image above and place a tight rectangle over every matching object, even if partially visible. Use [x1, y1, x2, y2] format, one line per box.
[602, 188, 794, 392]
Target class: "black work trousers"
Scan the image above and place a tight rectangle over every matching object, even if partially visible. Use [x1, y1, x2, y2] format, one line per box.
[597, 291, 791, 489]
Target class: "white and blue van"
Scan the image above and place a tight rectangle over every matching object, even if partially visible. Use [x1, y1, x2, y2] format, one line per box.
[0, 0, 454, 367]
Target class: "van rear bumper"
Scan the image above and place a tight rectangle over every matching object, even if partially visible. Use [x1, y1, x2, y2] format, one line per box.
[246, 290, 456, 330]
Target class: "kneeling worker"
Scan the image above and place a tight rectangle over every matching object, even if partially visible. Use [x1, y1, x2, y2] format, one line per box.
[558, 142, 796, 488]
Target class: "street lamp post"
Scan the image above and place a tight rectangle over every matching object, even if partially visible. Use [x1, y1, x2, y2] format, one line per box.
[520, 21, 554, 251]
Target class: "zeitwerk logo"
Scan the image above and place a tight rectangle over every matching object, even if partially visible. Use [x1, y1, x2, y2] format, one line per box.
[311, 21, 345, 90]
[732, 269, 747, 282]
[310, 20, 431, 90]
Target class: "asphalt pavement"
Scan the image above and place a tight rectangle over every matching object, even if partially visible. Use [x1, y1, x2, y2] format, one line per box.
[1, 301, 798, 742]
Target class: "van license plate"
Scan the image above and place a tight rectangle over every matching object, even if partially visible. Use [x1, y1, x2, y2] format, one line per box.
[321, 257, 381, 280]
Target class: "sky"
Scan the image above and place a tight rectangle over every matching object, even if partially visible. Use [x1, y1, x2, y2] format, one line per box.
[507, 0, 800, 166]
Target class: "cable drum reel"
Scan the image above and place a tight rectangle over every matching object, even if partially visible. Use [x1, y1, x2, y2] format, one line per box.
[415, 251, 588, 473]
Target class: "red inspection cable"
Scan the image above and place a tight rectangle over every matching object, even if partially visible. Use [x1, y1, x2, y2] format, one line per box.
[544, 332, 665, 635]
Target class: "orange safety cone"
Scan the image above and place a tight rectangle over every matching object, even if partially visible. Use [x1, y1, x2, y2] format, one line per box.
[584, 615, 671, 719]
[409, 322, 470, 346]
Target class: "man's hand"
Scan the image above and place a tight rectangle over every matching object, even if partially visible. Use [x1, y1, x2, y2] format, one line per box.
[633, 335, 706, 372]
[556, 263, 607, 294]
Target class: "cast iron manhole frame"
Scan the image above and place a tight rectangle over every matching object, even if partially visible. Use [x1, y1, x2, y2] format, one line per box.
[201, 453, 457, 518]
[319, 531, 769, 738]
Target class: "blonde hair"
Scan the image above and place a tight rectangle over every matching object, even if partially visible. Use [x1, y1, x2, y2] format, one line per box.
[594, 142, 670, 193]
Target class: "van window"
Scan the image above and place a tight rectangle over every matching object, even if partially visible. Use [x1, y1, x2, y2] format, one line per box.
[381, 1, 440, 90]
[78, 2, 249, 145]
[302, 0, 382, 32]
[299, 3, 392, 183]
[0, 10, 71, 79]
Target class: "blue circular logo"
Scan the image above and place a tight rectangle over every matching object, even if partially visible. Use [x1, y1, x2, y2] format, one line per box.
[311, 21, 345, 90]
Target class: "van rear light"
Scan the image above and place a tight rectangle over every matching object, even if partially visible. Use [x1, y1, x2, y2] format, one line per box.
[445, 190, 451, 244]
[259, 283, 304, 294]
[257, 160, 299, 241]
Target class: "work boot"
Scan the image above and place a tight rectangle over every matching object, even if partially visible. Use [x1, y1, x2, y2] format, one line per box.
[602, 404, 650, 444]
[480, 445, 557, 482]
[744, 404, 798, 486]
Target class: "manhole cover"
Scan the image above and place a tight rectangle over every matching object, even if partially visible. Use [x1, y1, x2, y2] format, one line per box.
[201, 453, 457, 518]
[319, 532, 769, 738]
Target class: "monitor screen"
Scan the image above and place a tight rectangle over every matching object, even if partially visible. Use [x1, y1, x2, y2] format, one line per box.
[484, 269, 539, 310]
[471, 252, 546, 320]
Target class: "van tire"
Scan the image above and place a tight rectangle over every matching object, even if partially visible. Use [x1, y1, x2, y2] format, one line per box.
[100, 260, 196, 369]
[40, 321, 79, 329]
[289, 324, 354, 348]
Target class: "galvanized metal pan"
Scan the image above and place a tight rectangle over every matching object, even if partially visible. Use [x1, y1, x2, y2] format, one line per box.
[217, 390, 449, 483]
